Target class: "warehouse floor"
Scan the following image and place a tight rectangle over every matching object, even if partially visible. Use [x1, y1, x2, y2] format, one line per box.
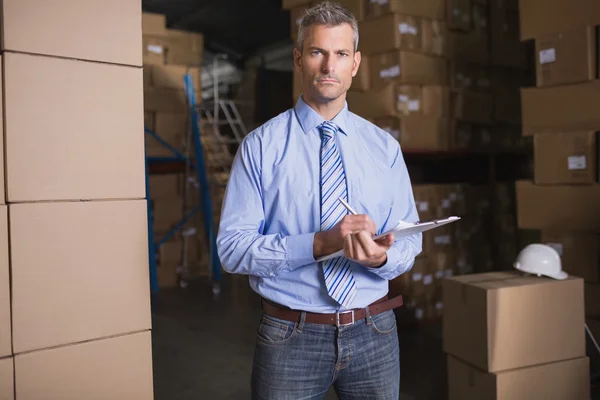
[150, 274, 447, 399]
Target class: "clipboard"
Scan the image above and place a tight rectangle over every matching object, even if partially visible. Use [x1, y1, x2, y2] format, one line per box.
[316, 216, 461, 262]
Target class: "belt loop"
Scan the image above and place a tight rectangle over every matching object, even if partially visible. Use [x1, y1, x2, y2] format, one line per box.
[365, 305, 373, 325]
[297, 311, 306, 332]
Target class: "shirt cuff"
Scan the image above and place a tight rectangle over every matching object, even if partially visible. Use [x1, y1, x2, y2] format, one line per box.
[285, 232, 317, 271]
[366, 243, 409, 280]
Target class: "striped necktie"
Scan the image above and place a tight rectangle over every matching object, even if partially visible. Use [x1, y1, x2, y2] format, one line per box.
[319, 121, 357, 308]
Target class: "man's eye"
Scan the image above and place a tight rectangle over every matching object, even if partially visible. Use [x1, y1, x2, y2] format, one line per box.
[312, 51, 321, 55]
[340, 53, 348, 57]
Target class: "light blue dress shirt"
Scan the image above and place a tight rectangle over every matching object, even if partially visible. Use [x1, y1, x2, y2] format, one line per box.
[216, 95, 422, 313]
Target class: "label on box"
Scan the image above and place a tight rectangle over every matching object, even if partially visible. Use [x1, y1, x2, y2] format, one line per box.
[434, 235, 451, 245]
[568, 155, 586, 170]
[412, 272, 423, 282]
[415, 308, 424, 320]
[546, 242, 564, 256]
[380, 65, 401, 79]
[539, 48, 556, 65]
[418, 201, 429, 212]
[398, 94, 409, 102]
[449, 192, 457, 201]
[436, 301, 444, 310]
[399, 23, 418, 35]
[370, 0, 388, 4]
[423, 274, 433, 285]
[435, 271, 444, 279]
[444, 269, 454, 278]
[408, 100, 420, 111]
[147, 45, 163, 54]
[442, 199, 451, 209]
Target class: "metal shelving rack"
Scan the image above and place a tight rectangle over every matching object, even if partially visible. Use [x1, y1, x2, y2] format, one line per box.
[144, 72, 222, 297]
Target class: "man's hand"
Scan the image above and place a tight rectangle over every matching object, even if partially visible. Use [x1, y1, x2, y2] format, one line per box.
[313, 214, 376, 259]
[344, 232, 394, 268]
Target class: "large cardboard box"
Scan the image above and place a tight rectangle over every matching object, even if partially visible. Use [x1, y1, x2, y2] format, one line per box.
[443, 272, 585, 372]
[421, 86, 450, 117]
[519, 0, 600, 40]
[142, 12, 167, 36]
[166, 29, 204, 66]
[521, 80, 600, 136]
[535, 27, 597, 87]
[400, 116, 450, 151]
[15, 331, 153, 400]
[373, 116, 401, 141]
[421, 19, 447, 57]
[534, 131, 599, 184]
[10, 201, 151, 353]
[452, 89, 493, 123]
[1, 0, 142, 66]
[370, 51, 447, 89]
[0, 357, 13, 400]
[144, 87, 188, 113]
[347, 84, 423, 118]
[4, 53, 145, 202]
[446, 0, 471, 31]
[447, 31, 489, 65]
[0, 208, 10, 359]
[516, 180, 600, 231]
[359, 14, 422, 55]
[447, 355, 590, 400]
[142, 35, 168, 65]
[144, 64, 201, 91]
[542, 231, 600, 283]
[365, 0, 445, 20]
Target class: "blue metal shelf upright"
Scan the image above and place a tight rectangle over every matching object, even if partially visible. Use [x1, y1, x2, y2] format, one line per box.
[145, 72, 222, 296]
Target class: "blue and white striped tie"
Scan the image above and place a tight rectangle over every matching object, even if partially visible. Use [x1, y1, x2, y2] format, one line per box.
[319, 121, 357, 308]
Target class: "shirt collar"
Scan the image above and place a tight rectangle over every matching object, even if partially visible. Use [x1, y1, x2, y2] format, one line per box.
[294, 95, 350, 136]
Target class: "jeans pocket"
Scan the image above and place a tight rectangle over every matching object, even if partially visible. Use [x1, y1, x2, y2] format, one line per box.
[256, 314, 298, 345]
[369, 310, 397, 335]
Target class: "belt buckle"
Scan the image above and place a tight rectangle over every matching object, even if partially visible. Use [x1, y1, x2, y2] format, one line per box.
[335, 310, 355, 327]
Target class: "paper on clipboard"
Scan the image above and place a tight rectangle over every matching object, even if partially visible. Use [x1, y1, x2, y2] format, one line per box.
[316, 216, 461, 262]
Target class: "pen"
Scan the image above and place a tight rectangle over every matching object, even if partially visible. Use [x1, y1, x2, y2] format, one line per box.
[338, 197, 359, 215]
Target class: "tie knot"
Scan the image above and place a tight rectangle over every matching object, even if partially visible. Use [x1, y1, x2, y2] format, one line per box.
[319, 121, 339, 139]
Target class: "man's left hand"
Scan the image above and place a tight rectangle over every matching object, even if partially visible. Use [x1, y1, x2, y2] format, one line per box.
[343, 231, 394, 268]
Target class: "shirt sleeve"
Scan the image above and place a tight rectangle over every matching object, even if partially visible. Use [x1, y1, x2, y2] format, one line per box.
[365, 142, 422, 280]
[216, 133, 316, 278]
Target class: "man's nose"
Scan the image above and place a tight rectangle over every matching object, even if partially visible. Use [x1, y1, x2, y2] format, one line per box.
[322, 55, 335, 74]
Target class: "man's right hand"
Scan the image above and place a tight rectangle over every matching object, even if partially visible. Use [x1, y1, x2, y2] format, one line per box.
[313, 214, 377, 259]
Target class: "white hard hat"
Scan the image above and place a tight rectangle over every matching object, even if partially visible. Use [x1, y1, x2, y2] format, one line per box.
[513, 243, 568, 280]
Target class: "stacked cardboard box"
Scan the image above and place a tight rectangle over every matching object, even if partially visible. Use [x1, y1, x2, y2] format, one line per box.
[287, 0, 529, 152]
[142, 12, 212, 287]
[516, 0, 600, 327]
[443, 272, 589, 398]
[0, 1, 153, 398]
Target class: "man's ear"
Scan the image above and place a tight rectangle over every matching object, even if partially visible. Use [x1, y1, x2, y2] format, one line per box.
[351, 50, 361, 78]
[293, 48, 302, 73]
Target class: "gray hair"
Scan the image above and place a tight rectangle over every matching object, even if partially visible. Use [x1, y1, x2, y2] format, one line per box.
[296, 2, 359, 52]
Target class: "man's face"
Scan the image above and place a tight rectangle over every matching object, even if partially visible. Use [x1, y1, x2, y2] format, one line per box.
[294, 23, 361, 104]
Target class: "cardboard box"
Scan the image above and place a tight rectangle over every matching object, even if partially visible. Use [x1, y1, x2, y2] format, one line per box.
[443, 272, 585, 372]
[519, 0, 600, 40]
[446, 0, 471, 32]
[15, 331, 153, 400]
[449, 62, 492, 92]
[0, 357, 13, 400]
[521, 81, 600, 135]
[142, 36, 168, 65]
[535, 27, 596, 87]
[1, 0, 142, 66]
[412, 184, 437, 221]
[142, 12, 167, 36]
[490, 6, 528, 69]
[359, 14, 422, 55]
[494, 90, 521, 124]
[516, 180, 600, 231]
[155, 112, 188, 141]
[447, 31, 489, 65]
[4, 53, 145, 202]
[534, 131, 599, 184]
[370, 51, 447, 89]
[373, 116, 401, 141]
[166, 29, 204, 66]
[397, 85, 424, 116]
[400, 116, 450, 151]
[365, 0, 445, 20]
[10, 201, 151, 353]
[338, 0, 366, 21]
[422, 19, 447, 57]
[471, 4, 489, 36]
[542, 231, 600, 283]
[447, 355, 590, 400]
[144, 87, 188, 113]
[0, 208, 9, 359]
[145, 64, 201, 91]
[452, 89, 493, 123]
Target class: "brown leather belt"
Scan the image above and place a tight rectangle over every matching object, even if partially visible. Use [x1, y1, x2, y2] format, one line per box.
[261, 295, 403, 327]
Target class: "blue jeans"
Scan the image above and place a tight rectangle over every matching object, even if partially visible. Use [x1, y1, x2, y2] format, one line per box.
[251, 309, 400, 399]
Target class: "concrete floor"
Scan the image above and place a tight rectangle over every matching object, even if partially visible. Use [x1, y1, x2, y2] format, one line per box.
[150, 275, 600, 400]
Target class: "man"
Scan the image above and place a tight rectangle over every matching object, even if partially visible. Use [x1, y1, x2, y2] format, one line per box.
[217, 2, 422, 399]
